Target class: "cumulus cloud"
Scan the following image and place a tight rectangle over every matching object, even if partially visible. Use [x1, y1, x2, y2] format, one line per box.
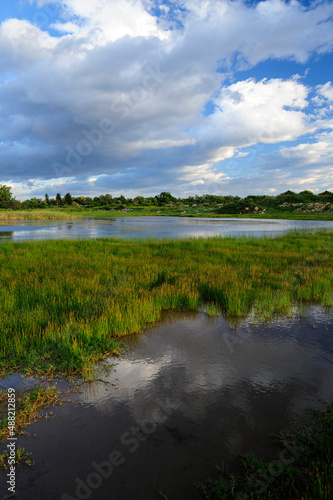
[317, 82, 333, 102]
[1, 0, 333, 197]
[50, 0, 169, 43]
[257, 129, 333, 177]
[197, 78, 311, 151]
[0, 18, 59, 74]
[237, 127, 333, 196]
[279, 134, 333, 166]
[313, 82, 333, 119]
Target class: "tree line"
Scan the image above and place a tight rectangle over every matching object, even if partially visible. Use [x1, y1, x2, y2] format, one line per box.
[0, 185, 332, 210]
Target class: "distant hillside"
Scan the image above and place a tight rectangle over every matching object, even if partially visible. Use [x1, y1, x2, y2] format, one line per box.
[215, 190, 333, 215]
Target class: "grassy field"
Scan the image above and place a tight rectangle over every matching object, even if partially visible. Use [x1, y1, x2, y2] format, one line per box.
[200, 402, 333, 499]
[0, 231, 332, 379]
[1, 206, 333, 220]
[0, 209, 80, 220]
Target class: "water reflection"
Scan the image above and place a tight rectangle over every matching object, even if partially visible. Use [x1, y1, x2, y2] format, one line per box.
[6, 307, 332, 500]
[0, 231, 13, 238]
[0, 216, 333, 242]
[83, 308, 333, 420]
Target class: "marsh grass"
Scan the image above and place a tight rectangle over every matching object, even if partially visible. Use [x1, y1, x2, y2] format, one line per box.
[0, 386, 61, 443]
[0, 446, 34, 470]
[200, 402, 333, 499]
[0, 231, 332, 378]
[0, 209, 80, 220]
[1, 207, 333, 221]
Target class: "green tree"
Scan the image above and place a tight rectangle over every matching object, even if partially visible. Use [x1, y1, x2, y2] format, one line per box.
[99, 194, 113, 206]
[318, 190, 333, 197]
[134, 196, 145, 205]
[21, 198, 46, 209]
[74, 196, 91, 206]
[64, 193, 72, 205]
[45, 194, 50, 205]
[0, 185, 15, 209]
[93, 196, 102, 206]
[56, 193, 62, 207]
[104, 194, 112, 205]
[156, 192, 176, 205]
[278, 190, 297, 197]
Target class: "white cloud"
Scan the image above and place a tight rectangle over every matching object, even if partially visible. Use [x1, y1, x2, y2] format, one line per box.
[178, 163, 226, 184]
[257, 128, 333, 173]
[235, 151, 250, 158]
[51, 0, 169, 43]
[317, 82, 333, 102]
[279, 133, 333, 166]
[314, 82, 333, 119]
[128, 137, 196, 151]
[169, 0, 333, 71]
[196, 78, 312, 158]
[0, 18, 59, 73]
[240, 129, 333, 195]
[1, 0, 333, 197]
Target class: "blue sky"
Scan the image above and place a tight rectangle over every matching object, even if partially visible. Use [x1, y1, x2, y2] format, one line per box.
[0, 0, 333, 200]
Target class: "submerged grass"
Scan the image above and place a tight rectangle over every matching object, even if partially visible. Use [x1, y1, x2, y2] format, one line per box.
[0, 446, 34, 470]
[0, 231, 332, 378]
[200, 402, 333, 499]
[0, 386, 61, 443]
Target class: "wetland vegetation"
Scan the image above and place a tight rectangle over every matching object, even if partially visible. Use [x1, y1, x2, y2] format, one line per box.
[201, 402, 333, 500]
[0, 209, 80, 221]
[0, 231, 332, 380]
[0, 385, 62, 471]
[0, 386, 61, 444]
[3, 206, 333, 221]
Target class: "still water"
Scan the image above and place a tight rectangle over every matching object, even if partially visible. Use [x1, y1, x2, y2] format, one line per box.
[2, 307, 332, 499]
[1, 216, 333, 242]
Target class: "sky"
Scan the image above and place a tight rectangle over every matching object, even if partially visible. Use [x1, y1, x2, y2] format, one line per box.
[0, 0, 333, 200]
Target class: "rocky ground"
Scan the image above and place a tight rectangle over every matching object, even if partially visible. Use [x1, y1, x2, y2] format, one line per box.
[279, 202, 333, 213]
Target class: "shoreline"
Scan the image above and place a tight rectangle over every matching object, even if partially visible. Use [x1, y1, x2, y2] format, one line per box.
[1, 208, 333, 221]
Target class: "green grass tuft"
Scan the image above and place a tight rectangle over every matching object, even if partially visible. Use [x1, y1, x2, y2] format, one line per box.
[200, 402, 333, 499]
[0, 231, 332, 379]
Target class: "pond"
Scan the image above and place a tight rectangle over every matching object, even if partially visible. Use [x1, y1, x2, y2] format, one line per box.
[1, 306, 332, 499]
[0, 216, 333, 242]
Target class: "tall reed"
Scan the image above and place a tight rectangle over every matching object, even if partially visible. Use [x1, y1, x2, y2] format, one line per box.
[0, 210, 80, 220]
[1, 231, 332, 378]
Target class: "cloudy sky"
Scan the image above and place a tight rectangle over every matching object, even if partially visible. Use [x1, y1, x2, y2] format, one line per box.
[1, 0, 333, 200]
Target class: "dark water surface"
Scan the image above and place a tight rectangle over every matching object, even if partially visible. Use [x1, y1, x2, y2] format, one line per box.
[1, 307, 332, 500]
[1, 216, 333, 242]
